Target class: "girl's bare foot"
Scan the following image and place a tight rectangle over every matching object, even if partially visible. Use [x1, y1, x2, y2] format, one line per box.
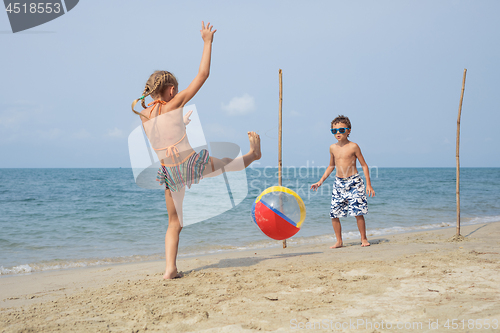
[330, 241, 343, 249]
[163, 269, 183, 279]
[361, 240, 370, 247]
[247, 131, 261, 160]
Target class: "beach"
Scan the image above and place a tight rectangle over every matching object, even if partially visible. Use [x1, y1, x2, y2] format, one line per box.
[1, 222, 499, 333]
[3, 1, 500, 331]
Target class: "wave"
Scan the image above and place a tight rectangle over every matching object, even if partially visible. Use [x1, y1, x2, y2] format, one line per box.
[1, 215, 499, 276]
[0, 254, 163, 276]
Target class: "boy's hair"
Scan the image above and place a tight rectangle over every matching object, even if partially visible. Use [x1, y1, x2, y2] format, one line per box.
[331, 115, 351, 129]
[331, 115, 351, 137]
[132, 71, 178, 119]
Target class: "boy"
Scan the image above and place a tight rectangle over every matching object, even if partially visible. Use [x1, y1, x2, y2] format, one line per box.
[311, 115, 375, 248]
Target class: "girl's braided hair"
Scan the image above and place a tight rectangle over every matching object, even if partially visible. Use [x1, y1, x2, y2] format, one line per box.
[131, 71, 178, 120]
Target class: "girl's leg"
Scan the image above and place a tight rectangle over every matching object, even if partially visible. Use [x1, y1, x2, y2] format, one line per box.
[164, 186, 186, 279]
[330, 218, 343, 248]
[203, 132, 261, 177]
[355, 215, 370, 247]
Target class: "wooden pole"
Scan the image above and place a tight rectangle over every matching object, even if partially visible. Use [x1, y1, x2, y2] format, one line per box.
[279, 69, 286, 248]
[456, 68, 467, 236]
[278, 69, 283, 187]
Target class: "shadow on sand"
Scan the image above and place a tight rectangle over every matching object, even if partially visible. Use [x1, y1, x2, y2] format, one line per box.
[186, 251, 321, 273]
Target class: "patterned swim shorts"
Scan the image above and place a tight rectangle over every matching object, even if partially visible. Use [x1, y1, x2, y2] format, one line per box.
[330, 173, 368, 218]
[156, 149, 211, 192]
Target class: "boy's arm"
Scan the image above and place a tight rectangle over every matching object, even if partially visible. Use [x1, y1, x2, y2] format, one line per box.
[171, 22, 216, 108]
[354, 144, 375, 197]
[311, 146, 335, 191]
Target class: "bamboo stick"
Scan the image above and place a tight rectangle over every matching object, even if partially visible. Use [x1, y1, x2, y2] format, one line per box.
[279, 69, 286, 248]
[456, 69, 467, 236]
[279, 69, 283, 187]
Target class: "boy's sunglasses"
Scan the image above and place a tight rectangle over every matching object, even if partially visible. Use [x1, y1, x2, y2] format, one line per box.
[331, 128, 350, 134]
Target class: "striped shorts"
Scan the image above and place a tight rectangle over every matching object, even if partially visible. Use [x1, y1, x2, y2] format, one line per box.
[156, 149, 211, 192]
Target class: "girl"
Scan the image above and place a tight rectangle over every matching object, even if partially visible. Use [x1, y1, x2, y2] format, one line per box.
[131, 22, 261, 279]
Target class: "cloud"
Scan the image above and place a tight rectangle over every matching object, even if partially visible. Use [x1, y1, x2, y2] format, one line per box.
[0, 102, 43, 128]
[0, 111, 26, 128]
[107, 127, 124, 138]
[34, 128, 63, 140]
[221, 93, 255, 116]
[72, 129, 92, 139]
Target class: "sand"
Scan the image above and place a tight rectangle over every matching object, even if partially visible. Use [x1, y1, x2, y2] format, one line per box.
[1, 222, 499, 332]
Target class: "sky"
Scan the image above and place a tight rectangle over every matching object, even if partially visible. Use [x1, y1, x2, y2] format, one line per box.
[1, 0, 499, 168]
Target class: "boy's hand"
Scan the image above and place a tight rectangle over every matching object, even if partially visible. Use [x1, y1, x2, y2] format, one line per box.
[310, 181, 323, 191]
[366, 185, 375, 197]
[183, 110, 193, 125]
[201, 21, 216, 43]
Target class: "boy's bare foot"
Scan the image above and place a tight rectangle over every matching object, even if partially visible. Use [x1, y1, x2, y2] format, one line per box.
[163, 270, 183, 279]
[361, 240, 370, 247]
[330, 241, 343, 249]
[248, 131, 261, 160]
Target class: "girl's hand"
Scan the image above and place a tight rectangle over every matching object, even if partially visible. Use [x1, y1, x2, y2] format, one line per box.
[183, 110, 193, 125]
[200, 21, 216, 43]
[366, 185, 375, 197]
[310, 181, 323, 191]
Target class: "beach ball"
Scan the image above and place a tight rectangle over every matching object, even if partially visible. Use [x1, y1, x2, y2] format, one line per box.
[251, 186, 306, 240]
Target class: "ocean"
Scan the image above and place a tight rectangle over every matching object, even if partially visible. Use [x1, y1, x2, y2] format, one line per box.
[1, 167, 499, 275]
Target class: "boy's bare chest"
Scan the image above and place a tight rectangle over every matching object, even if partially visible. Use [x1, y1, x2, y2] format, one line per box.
[332, 147, 356, 162]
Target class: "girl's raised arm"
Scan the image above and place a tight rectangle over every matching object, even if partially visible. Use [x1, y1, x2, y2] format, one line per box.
[172, 21, 216, 108]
